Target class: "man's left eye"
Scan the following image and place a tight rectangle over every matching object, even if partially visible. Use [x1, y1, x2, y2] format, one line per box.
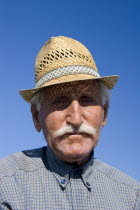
[79, 96, 94, 105]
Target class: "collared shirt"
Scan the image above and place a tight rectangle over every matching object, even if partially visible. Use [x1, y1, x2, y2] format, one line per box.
[0, 146, 140, 210]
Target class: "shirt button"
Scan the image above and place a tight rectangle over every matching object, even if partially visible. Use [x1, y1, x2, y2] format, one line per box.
[86, 182, 90, 187]
[61, 179, 66, 184]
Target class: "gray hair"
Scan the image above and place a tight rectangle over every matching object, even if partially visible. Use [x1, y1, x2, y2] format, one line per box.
[99, 81, 110, 106]
[30, 81, 110, 111]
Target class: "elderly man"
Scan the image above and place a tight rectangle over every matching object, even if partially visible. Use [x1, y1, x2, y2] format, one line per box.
[0, 36, 140, 209]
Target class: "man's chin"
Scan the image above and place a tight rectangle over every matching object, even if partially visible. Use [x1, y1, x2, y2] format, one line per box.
[54, 146, 93, 165]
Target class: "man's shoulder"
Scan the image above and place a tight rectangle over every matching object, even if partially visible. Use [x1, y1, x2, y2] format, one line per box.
[93, 159, 140, 190]
[0, 147, 47, 179]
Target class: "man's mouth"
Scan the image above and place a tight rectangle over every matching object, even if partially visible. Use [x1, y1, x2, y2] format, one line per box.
[54, 124, 96, 138]
[63, 132, 90, 137]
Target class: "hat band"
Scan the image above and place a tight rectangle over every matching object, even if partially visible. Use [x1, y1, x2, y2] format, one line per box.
[35, 65, 100, 88]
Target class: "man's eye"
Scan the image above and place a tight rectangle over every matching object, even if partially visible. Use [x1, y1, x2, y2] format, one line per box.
[53, 97, 69, 108]
[79, 96, 94, 105]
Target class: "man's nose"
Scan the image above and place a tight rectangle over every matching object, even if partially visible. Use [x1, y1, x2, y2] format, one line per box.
[66, 100, 83, 127]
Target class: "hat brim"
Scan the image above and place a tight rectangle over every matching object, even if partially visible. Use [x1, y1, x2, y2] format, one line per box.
[19, 74, 119, 102]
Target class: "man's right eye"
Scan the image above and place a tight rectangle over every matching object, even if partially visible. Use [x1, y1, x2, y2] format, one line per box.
[53, 97, 70, 109]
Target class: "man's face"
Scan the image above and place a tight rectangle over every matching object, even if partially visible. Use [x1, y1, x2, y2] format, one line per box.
[32, 80, 108, 165]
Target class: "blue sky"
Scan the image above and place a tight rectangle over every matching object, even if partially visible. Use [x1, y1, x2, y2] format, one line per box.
[0, 0, 140, 181]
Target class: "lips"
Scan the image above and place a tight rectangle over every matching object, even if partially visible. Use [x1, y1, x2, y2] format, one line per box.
[64, 132, 91, 137]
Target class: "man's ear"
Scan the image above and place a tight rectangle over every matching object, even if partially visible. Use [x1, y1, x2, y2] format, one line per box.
[31, 104, 41, 132]
[102, 102, 109, 127]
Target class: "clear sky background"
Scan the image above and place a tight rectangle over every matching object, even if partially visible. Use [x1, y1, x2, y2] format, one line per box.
[0, 0, 140, 181]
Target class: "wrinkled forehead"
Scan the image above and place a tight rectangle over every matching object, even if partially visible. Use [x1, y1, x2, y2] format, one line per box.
[42, 80, 100, 99]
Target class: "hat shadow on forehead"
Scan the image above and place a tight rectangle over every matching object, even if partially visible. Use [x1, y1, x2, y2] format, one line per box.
[44, 80, 99, 96]
[19, 36, 119, 102]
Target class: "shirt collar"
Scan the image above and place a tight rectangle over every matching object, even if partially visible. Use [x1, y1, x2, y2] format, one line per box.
[46, 146, 94, 189]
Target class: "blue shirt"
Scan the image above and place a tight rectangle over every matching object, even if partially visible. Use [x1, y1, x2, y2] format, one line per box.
[0, 146, 140, 209]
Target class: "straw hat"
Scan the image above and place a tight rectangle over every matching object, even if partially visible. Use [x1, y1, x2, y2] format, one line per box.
[19, 36, 119, 102]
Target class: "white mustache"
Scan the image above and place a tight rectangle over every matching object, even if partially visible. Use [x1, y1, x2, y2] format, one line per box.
[54, 124, 96, 138]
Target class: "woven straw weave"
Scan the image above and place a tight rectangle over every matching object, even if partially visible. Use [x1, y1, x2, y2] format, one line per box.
[19, 36, 119, 102]
[35, 36, 97, 83]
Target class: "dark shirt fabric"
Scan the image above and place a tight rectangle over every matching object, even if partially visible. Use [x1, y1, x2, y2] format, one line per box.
[0, 146, 140, 210]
